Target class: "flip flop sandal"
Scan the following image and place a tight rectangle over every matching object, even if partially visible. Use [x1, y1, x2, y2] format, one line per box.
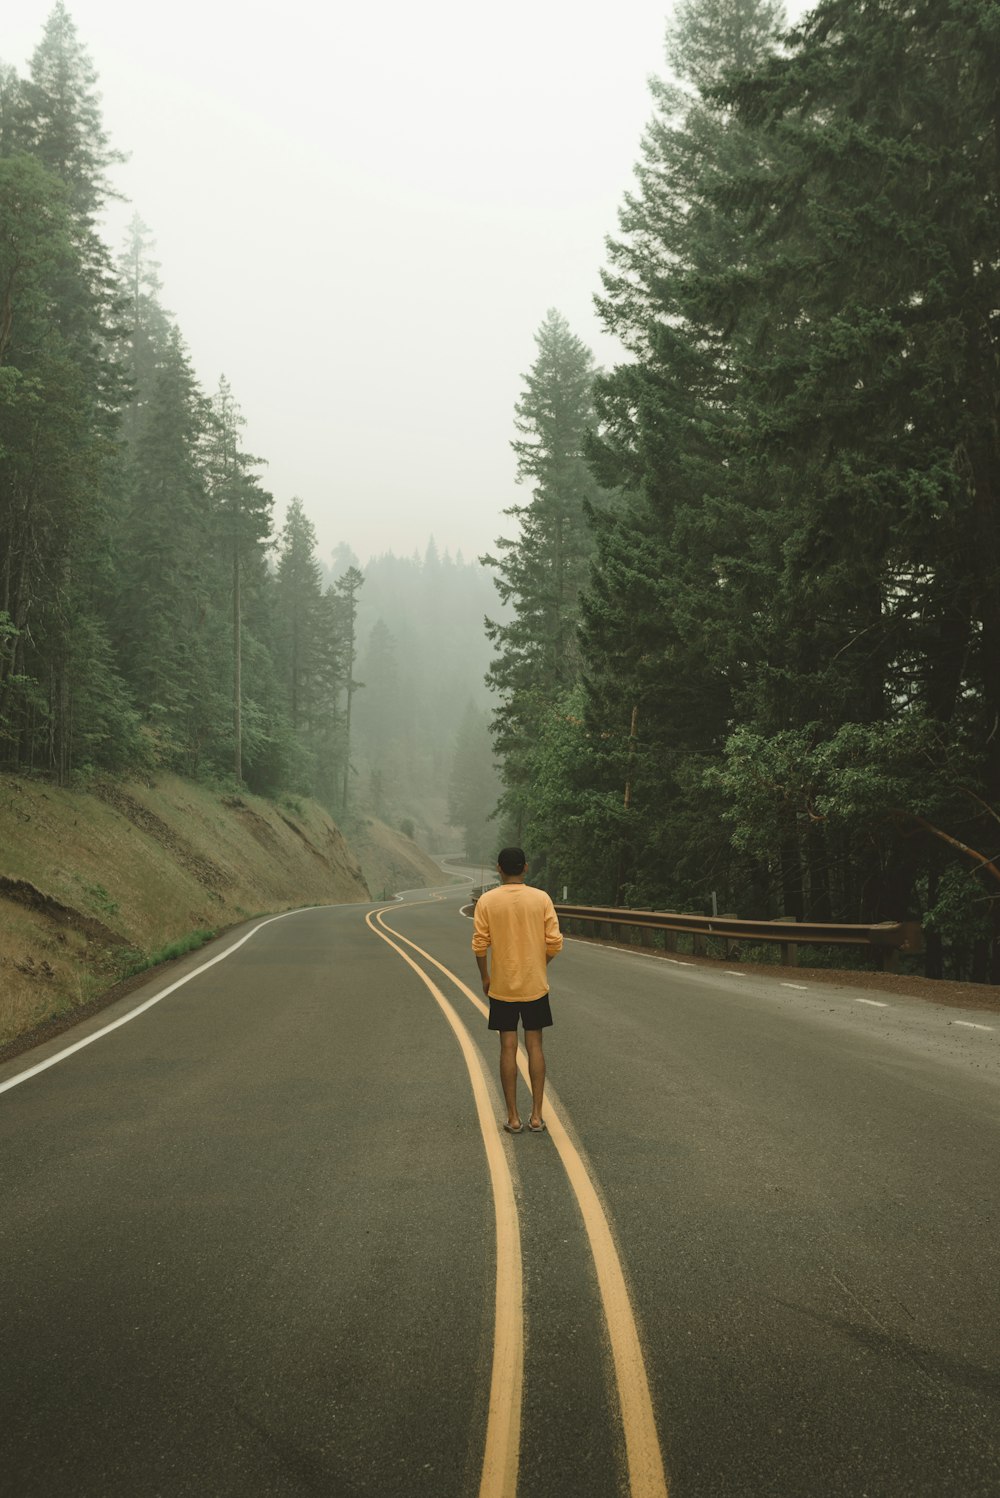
[527, 1121, 547, 1133]
[503, 1121, 523, 1134]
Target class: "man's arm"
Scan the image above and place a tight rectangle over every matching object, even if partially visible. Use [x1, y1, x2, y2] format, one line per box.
[543, 894, 563, 963]
[472, 899, 492, 998]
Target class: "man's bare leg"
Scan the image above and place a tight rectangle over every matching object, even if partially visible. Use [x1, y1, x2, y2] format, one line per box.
[524, 1029, 546, 1128]
[499, 1030, 520, 1128]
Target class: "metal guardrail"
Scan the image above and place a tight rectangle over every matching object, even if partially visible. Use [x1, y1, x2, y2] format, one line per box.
[553, 903, 924, 970]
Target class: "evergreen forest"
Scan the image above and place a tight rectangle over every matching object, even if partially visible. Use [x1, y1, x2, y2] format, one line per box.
[0, 4, 496, 853]
[485, 0, 1000, 984]
[3, 0, 1000, 984]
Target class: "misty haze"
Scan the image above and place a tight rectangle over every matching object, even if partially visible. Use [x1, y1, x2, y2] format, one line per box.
[2, 1, 999, 1496]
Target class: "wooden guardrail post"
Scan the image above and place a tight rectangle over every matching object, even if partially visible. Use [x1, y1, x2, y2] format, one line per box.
[874, 920, 923, 971]
[772, 917, 799, 967]
[719, 915, 739, 961]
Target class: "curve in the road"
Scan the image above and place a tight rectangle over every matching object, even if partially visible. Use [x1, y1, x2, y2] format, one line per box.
[372, 905, 670, 1498]
[364, 905, 524, 1498]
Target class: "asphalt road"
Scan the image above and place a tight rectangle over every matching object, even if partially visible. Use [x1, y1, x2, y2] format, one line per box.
[1, 877, 998, 1497]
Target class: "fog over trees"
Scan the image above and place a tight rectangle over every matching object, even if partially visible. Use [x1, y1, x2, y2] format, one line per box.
[337, 543, 499, 850]
[0, 3, 499, 850]
[2, 0, 999, 981]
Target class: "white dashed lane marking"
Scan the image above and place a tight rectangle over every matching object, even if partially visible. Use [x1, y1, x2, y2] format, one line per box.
[781, 983, 808, 991]
[856, 999, 888, 1008]
[954, 1021, 994, 1031]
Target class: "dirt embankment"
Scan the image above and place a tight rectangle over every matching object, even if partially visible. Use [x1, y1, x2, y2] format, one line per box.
[0, 773, 370, 1049]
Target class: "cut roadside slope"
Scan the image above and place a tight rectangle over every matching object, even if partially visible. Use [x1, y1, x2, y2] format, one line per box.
[0, 772, 370, 1049]
[347, 816, 455, 901]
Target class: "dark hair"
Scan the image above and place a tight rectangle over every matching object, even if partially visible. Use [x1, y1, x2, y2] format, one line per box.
[497, 846, 527, 875]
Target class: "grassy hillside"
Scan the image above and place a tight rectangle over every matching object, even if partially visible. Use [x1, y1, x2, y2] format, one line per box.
[0, 773, 370, 1048]
[347, 816, 452, 900]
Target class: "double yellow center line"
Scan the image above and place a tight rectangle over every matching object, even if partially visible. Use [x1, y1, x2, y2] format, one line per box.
[365, 903, 669, 1498]
[364, 906, 523, 1496]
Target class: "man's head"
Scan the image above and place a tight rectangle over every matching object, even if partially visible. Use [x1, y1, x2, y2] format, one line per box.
[496, 846, 527, 878]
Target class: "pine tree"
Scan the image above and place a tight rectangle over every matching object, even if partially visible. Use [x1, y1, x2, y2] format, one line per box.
[350, 550, 497, 822]
[573, 0, 1000, 973]
[560, 0, 788, 908]
[353, 618, 402, 816]
[0, 146, 128, 779]
[484, 310, 613, 843]
[273, 498, 323, 734]
[19, 3, 127, 391]
[709, 0, 1000, 955]
[0, 7, 133, 781]
[447, 702, 501, 862]
[117, 214, 171, 447]
[307, 585, 349, 807]
[204, 376, 273, 783]
[114, 324, 214, 756]
[20, 1, 125, 226]
[487, 311, 609, 692]
[0, 65, 27, 157]
[332, 565, 364, 814]
[672, 0, 785, 92]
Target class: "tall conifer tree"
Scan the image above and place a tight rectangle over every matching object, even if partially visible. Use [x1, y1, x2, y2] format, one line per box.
[576, 0, 786, 908]
[484, 310, 612, 844]
[274, 498, 324, 735]
[205, 377, 273, 784]
[0, 2, 130, 779]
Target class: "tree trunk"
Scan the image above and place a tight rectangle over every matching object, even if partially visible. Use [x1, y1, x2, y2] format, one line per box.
[805, 822, 831, 920]
[341, 677, 353, 813]
[924, 866, 943, 979]
[290, 611, 299, 730]
[341, 615, 356, 815]
[972, 937, 989, 985]
[779, 829, 804, 921]
[233, 545, 242, 784]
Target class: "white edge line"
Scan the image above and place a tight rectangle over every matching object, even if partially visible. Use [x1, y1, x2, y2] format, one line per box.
[855, 998, 888, 1008]
[954, 1020, 994, 1031]
[0, 908, 307, 1096]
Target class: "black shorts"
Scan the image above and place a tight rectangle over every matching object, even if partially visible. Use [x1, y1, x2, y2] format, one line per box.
[488, 994, 553, 1032]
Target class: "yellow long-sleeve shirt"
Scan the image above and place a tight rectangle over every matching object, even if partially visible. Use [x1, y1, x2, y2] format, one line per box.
[472, 882, 563, 1001]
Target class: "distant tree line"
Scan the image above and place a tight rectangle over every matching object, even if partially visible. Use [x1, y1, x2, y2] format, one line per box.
[342, 542, 499, 853]
[486, 0, 1000, 982]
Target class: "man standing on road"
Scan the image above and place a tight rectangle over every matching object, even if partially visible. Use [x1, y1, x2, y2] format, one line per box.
[472, 847, 563, 1135]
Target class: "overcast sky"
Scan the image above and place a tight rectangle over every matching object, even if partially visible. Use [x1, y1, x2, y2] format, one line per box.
[7, 0, 806, 570]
